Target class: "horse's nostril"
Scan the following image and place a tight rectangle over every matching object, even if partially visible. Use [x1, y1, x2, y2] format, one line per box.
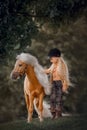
[11, 72, 19, 79]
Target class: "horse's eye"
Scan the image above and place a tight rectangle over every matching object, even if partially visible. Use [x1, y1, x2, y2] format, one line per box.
[19, 64, 22, 67]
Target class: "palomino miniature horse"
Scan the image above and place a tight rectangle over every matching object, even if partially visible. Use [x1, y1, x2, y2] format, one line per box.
[11, 53, 52, 122]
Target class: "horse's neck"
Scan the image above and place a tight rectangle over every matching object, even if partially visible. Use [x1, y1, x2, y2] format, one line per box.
[26, 65, 39, 84]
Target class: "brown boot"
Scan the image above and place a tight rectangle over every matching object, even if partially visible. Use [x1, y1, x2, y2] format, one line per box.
[51, 112, 56, 119]
[55, 110, 62, 118]
[49, 107, 56, 119]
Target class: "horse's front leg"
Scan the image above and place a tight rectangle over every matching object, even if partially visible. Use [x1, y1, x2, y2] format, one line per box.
[24, 91, 29, 111]
[27, 95, 34, 123]
[24, 91, 30, 122]
[38, 93, 44, 122]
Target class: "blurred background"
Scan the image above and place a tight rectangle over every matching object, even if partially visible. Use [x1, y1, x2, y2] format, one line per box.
[0, 0, 87, 123]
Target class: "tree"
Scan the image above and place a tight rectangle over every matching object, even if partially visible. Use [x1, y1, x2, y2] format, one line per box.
[0, 0, 38, 58]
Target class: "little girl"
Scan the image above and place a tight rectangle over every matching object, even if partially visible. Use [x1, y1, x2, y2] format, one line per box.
[44, 48, 70, 119]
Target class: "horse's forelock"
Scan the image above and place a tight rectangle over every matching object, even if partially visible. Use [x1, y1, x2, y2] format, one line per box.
[16, 53, 38, 66]
[16, 55, 20, 60]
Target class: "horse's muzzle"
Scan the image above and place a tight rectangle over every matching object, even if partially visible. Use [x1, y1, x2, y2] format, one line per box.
[10, 72, 20, 80]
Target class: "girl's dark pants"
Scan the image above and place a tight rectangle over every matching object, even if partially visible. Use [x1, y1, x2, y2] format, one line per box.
[50, 80, 63, 118]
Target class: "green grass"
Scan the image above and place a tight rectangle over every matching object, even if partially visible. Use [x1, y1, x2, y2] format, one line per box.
[0, 115, 87, 130]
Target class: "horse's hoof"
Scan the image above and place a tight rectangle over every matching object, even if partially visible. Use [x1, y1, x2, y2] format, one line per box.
[40, 118, 43, 122]
[27, 120, 31, 123]
[27, 118, 32, 123]
[27, 119, 30, 123]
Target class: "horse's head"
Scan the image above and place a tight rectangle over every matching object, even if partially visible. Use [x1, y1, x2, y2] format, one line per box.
[11, 60, 28, 80]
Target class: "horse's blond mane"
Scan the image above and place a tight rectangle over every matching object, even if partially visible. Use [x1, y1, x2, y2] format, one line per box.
[16, 53, 51, 95]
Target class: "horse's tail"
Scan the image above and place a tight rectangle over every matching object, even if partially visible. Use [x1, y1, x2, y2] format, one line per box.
[34, 99, 71, 118]
[34, 99, 52, 118]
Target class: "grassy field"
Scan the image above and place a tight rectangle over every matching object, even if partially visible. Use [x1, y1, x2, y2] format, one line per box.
[0, 115, 87, 130]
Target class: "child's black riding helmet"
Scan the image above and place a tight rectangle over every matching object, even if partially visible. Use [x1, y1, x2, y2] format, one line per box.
[48, 48, 61, 58]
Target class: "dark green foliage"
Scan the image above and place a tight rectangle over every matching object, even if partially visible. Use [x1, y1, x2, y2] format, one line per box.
[0, 0, 38, 57]
[25, 0, 87, 22]
[0, 0, 87, 56]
